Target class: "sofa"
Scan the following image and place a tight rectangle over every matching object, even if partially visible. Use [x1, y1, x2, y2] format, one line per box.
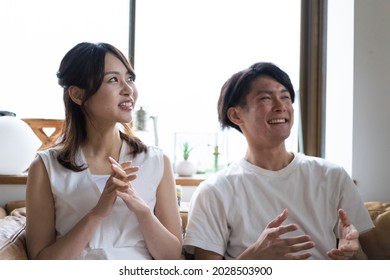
[1, 200, 389, 260]
[0, 201, 28, 260]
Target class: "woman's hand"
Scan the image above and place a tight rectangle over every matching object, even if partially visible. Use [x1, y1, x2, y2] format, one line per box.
[91, 157, 140, 219]
[107, 157, 149, 215]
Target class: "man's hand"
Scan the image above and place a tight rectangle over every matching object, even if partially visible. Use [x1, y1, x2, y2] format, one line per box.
[327, 209, 364, 259]
[238, 209, 315, 260]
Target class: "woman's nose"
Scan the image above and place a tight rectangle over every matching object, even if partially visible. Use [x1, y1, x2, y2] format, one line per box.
[121, 82, 134, 97]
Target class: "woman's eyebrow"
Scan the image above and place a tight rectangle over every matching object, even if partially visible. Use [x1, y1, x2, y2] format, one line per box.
[104, 71, 120, 75]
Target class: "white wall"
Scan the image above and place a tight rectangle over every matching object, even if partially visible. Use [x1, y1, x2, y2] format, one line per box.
[326, 0, 354, 175]
[0, 185, 26, 207]
[353, 0, 390, 201]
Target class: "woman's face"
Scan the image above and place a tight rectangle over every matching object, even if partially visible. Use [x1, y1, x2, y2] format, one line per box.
[84, 53, 137, 126]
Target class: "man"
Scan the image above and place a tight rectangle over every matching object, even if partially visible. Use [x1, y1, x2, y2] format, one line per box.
[183, 62, 374, 260]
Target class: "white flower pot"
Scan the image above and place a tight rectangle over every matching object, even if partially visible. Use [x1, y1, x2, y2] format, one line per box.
[175, 160, 196, 177]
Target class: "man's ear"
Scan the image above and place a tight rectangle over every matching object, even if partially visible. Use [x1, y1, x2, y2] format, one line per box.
[68, 86, 84, 105]
[227, 107, 243, 126]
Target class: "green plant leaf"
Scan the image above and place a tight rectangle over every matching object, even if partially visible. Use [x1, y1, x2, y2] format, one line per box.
[182, 142, 194, 160]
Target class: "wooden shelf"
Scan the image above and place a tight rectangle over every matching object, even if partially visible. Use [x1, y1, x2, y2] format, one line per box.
[0, 175, 28, 185]
[0, 174, 205, 186]
[175, 176, 205, 186]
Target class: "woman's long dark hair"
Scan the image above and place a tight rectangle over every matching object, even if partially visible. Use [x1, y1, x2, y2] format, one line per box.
[56, 42, 147, 171]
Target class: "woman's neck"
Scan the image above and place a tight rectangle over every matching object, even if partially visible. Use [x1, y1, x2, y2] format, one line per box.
[82, 124, 123, 173]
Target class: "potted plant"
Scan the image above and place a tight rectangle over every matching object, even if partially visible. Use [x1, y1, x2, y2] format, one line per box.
[175, 142, 196, 177]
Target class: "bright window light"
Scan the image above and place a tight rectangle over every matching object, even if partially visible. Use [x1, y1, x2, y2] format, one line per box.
[134, 0, 301, 166]
[0, 0, 129, 119]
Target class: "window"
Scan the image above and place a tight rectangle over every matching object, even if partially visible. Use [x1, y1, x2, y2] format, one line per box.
[0, 0, 130, 119]
[134, 0, 301, 168]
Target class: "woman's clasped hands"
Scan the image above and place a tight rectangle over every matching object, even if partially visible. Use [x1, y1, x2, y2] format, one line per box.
[92, 156, 147, 219]
[108, 156, 150, 214]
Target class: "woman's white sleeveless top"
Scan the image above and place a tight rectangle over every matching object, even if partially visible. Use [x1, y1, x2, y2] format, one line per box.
[38, 142, 164, 259]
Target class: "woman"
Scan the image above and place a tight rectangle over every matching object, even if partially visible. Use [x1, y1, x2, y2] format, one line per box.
[26, 42, 182, 260]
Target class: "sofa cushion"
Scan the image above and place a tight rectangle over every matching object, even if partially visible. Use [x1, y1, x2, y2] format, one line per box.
[0, 207, 6, 219]
[361, 202, 390, 259]
[0, 207, 27, 260]
[5, 200, 26, 215]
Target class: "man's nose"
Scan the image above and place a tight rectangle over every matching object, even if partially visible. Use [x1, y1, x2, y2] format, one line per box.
[274, 98, 286, 112]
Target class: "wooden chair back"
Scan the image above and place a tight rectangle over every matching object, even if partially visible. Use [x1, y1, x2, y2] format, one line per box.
[22, 118, 64, 150]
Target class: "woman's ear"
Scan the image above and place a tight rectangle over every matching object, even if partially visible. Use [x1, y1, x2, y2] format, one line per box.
[227, 107, 243, 126]
[68, 86, 84, 105]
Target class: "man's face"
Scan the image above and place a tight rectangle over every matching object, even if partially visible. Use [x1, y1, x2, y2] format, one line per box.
[230, 75, 294, 148]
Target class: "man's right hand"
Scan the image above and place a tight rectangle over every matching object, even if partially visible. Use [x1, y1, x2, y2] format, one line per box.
[238, 209, 315, 260]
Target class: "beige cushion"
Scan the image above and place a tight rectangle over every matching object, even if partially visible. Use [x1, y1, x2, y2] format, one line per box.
[5, 200, 26, 215]
[0, 207, 27, 260]
[361, 202, 390, 259]
[0, 207, 6, 219]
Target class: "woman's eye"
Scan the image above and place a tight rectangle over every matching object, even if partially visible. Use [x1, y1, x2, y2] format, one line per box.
[127, 75, 135, 82]
[109, 77, 118, 82]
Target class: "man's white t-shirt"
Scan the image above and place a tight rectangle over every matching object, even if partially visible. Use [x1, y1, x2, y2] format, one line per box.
[183, 153, 374, 259]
